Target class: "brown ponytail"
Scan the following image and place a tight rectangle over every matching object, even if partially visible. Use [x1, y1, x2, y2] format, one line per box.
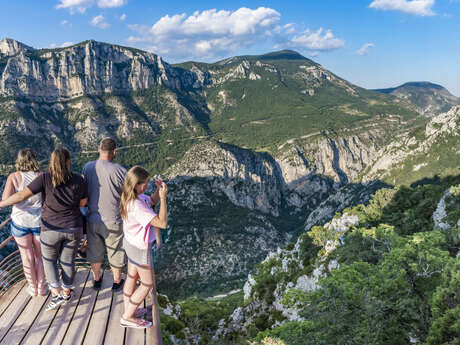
[49, 148, 71, 187]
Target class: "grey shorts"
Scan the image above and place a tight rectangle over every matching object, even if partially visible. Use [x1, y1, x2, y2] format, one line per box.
[86, 222, 126, 268]
[123, 237, 153, 267]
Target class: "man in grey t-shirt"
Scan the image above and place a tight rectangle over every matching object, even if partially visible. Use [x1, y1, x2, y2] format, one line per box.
[82, 138, 127, 291]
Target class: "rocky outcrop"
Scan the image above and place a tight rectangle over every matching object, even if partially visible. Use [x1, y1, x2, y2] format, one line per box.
[433, 190, 452, 231]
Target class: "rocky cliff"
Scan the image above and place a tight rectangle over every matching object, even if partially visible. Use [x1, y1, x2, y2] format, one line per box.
[0, 38, 201, 102]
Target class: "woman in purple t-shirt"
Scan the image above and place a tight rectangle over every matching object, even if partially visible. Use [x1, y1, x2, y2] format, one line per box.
[0, 148, 88, 311]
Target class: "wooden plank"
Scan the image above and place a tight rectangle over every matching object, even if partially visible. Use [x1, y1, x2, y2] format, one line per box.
[0, 294, 48, 345]
[0, 283, 31, 342]
[103, 287, 125, 345]
[19, 294, 55, 345]
[0, 280, 26, 317]
[39, 269, 90, 345]
[81, 270, 113, 345]
[60, 270, 104, 345]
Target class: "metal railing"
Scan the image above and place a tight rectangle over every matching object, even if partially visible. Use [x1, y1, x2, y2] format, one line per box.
[0, 218, 20, 296]
[0, 218, 91, 296]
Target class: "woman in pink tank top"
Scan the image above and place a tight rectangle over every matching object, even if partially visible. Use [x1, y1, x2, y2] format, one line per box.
[1, 149, 46, 296]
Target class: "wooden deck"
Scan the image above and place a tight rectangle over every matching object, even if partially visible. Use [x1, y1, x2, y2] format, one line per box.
[0, 268, 155, 345]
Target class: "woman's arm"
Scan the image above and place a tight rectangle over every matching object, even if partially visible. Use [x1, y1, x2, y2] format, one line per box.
[149, 183, 168, 229]
[80, 198, 88, 207]
[2, 173, 19, 200]
[150, 189, 160, 207]
[0, 187, 33, 208]
[150, 178, 162, 207]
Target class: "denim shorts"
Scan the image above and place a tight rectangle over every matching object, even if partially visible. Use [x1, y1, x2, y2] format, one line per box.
[10, 222, 41, 237]
[123, 237, 154, 267]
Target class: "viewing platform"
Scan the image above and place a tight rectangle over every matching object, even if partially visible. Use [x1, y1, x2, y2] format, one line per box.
[0, 219, 158, 345]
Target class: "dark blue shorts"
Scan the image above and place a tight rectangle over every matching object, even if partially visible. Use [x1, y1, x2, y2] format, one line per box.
[10, 222, 41, 237]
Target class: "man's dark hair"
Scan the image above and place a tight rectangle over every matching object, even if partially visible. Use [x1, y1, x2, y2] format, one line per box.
[99, 137, 116, 152]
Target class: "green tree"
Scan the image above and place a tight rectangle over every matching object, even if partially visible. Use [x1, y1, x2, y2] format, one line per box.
[425, 259, 460, 345]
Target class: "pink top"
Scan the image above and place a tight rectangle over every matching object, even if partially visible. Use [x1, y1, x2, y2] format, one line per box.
[123, 194, 157, 249]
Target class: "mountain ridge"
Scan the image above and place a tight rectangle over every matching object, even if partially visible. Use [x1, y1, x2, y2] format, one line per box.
[374, 81, 460, 116]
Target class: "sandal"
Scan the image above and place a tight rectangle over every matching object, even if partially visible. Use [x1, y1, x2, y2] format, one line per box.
[120, 317, 152, 329]
[134, 308, 147, 318]
[27, 285, 38, 297]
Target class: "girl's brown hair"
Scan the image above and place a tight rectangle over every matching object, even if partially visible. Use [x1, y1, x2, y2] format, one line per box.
[120, 166, 149, 219]
[15, 148, 40, 172]
[49, 148, 71, 187]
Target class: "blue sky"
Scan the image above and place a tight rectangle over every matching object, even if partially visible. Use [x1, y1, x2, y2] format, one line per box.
[1, 0, 460, 95]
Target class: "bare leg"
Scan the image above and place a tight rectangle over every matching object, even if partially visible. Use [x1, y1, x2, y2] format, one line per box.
[112, 266, 122, 284]
[15, 234, 38, 295]
[32, 235, 46, 294]
[91, 262, 102, 281]
[123, 261, 139, 312]
[122, 264, 153, 321]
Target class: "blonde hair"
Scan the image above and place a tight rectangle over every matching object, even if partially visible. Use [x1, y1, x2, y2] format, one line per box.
[15, 148, 40, 172]
[120, 166, 149, 220]
[49, 148, 71, 187]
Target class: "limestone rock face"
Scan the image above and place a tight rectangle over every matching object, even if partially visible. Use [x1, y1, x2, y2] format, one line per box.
[0, 39, 199, 102]
[0, 38, 33, 57]
[166, 141, 284, 216]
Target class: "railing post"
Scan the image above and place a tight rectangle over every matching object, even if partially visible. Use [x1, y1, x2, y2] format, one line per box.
[150, 266, 163, 345]
[149, 228, 163, 344]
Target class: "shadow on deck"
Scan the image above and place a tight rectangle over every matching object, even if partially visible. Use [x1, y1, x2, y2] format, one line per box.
[0, 267, 157, 345]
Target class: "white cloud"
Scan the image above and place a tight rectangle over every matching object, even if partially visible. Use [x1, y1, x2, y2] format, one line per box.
[56, 0, 94, 13]
[91, 15, 110, 29]
[289, 28, 345, 51]
[369, 0, 435, 16]
[98, 0, 127, 8]
[56, 0, 126, 13]
[356, 43, 375, 55]
[60, 20, 72, 27]
[283, 23, 296, 34]
[49, 42, 74, 48]
[127, 7, 344, 60]
[128, 7, 281, 58]
[120, 13, 127, 21]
